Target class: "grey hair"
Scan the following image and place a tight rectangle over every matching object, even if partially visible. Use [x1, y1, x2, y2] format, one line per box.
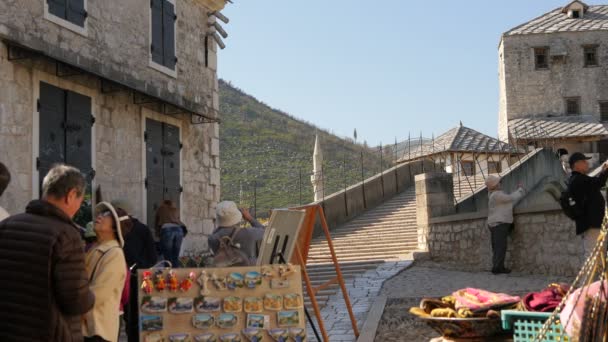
[42, 164, 86, 199]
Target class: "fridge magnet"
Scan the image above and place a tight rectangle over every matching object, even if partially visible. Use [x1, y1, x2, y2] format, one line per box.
[211, 273, 227, 291]
[288, 328, 306, 342]
[277, 311, 300, 327]
[283, 294, 303, 310]
[193, 333, 217, 342]
[192, 314, 215, 330]
[169, 333, 190, 342]
[216, 313, 238, 329]
[261, 266, 275, 280]
[278, 264, 295, 278]
[223, 296, 242, 313]
[244, 297, 263, 313]
[219, 333, 241, 342]
[168, 270, 180, 292]
[245, 271, 262, 289]
[227, 272, 244, 290]
[242, 328, 264, 342]
[180, 271, 196, 292]
[198, 270, 210, 295]
[141, 296, 168, 313]
[141, 315, 163, 332]
[246, 314, 270, 329]
[263, 294, 282, 311]
[269, 279, 289, 289]
[168, 297, 194, 314]
[268, 329, 289, 342]
[154, 270, 166, 292]
[141, 271, 153, 294]
[144, 332, 165, 342]
[195, 296, 221, 312]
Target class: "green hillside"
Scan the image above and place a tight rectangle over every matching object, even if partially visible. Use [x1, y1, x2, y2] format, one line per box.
[219, 80, 391, 217]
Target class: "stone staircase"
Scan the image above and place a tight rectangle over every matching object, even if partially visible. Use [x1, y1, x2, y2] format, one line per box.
[303, 187, 418, 309]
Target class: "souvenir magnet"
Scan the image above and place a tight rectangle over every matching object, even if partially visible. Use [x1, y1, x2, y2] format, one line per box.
[219, 333, 241, 342]
[223, 296, 242, 313]
[283, 294, 303, 310]
[268, 329, 288, 342]
[245, 271, 262, 289]
[278, 264, 295, 278]
[227, 272, 244, 290]
[211, 273, 227, 291]
[168, 297, 194, 314]
[154, 270, 166, 292]
[141, 315, 163, 332]
[246, 314, 270, 329]
[263, 294, 282, 311]
[288, 328, 306, 342]
[192, 314, 215, 330]
[145, 332, 165, 342]
[168, 270, 179, 292]
[270, 279, 289, 289]
[180, 271, 196, 292]
[242, 328, 264, 342]
[261, 266, 274, 280]
[141, 296, 168, 313]
[169, 333, 190, 342]
[244, 297, 263, 313]
[277, 311, 300, 327]
[216, 313, 238, 329]
[195, 296, 221, 312]
[141, 271, 153, 294]
[194, 333, 217, 342]
[198, 270, 210, 295]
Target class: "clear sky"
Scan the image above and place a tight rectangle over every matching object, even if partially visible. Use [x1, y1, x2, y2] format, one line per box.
[218, 0, 600, 146]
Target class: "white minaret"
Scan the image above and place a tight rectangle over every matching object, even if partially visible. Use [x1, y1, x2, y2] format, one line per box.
[311, 135, 324, 201]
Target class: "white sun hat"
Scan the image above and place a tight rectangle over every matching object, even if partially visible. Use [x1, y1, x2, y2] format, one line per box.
[216, 201, 243, 227]
[95, 201, 130, 247]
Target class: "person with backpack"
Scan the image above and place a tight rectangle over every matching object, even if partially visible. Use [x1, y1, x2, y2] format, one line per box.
[565, 152, 608, 260]
[209, 201, 265, 265]
[486, 174, 525, 275]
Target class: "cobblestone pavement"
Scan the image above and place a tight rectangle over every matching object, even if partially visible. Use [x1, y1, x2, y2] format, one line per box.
[307, 260, 413, 342]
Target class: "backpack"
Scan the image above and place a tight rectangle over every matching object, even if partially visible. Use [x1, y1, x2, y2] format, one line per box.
[560, 177, 585, 220]
[209, 227, 251, 268]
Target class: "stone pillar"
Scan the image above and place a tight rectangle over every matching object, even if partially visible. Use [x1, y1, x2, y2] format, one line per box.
[415, 172, 455, 251]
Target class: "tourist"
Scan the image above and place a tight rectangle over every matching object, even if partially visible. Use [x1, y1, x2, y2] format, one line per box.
[0, 162, 10, 221]
[0, 164, 95, 341]
[209, 201, 265, 264]
[567, 152, 608, 260]
[112, 200, 157, 342]
[155, 200, 186, 268]
[486, 174, 525, 275]
[82, 202, 128, 342]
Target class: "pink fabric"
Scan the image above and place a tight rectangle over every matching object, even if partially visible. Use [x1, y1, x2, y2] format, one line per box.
[452, 288, 520, 312]
[560, 281, 608, 338]
[119, 266, 131, 314]
[523, 284, 570, 312]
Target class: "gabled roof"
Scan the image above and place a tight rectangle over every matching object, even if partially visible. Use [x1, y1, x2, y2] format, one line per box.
[504, 3, 608, 36]
[509, 115, 608, 140]
[561, 0, 589, 13]
[396, 124, 517, 163]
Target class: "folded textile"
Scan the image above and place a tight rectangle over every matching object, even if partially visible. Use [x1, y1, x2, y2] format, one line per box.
[560, 280, 608, 339]
[523, 283, 570, 312]
[452, 288, 521, 312]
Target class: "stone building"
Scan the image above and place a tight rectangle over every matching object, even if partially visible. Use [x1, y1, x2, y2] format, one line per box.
[498, 0, 608, 161]
[0, 0, 229, 252]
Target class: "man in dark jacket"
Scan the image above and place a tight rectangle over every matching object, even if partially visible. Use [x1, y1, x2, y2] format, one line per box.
[568, 152, 608, 259]
[0, 164, 95, 341]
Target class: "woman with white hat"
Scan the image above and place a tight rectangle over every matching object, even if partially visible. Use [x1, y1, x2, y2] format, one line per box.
[82, 202, 129, 342]
[486, 174, 525, 275]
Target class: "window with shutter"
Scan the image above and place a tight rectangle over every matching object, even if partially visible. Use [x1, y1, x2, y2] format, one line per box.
[565, 97, 581, 115]
[487, 161, 502, 174]
[600, 101, 608, 122]
[145, 119, 181, 228]
[460, 161, 475, 177]
[46, 0, 87, 28]
[150, 0, 177, 72]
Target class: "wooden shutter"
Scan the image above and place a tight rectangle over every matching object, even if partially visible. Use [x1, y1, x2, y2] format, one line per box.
[66, 0, 87, 27]
[48, 0, 67, 20]
[38, 82, 67, 195]
[162, 122, 180, 207]
[146, 119, 165, 228]
[151, 0, 164, 65]
[65, 90, 93, 182]
[162, 0, 176, 70]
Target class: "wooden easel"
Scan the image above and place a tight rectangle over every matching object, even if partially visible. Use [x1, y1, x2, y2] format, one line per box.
[290, 204, 360, 341]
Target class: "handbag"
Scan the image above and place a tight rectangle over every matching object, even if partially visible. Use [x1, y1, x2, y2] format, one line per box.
[209, 227, 251, 267]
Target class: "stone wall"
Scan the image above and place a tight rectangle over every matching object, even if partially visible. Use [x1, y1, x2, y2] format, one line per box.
[427, 207, 582, 276]
[0, 0, 219, 115]
[498, 30, 608, 140]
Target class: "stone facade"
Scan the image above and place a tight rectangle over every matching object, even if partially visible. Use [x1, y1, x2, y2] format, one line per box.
[0, 0, 225, 252]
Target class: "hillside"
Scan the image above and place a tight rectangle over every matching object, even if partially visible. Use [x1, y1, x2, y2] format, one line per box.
[219, 80, 390, 217]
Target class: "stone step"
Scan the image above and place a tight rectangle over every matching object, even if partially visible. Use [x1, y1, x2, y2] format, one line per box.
[311, 235, 418, 246]
[317, 230, 417, 241]
[340, 216, 417, 226]
[308, 245, 417, 259]
[306, 254, 408, 264]
[309, 239, 418, 251]
[327, 223, 417, 233]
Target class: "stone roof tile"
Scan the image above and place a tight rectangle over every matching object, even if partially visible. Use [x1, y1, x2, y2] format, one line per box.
[505, 5, 608, 36]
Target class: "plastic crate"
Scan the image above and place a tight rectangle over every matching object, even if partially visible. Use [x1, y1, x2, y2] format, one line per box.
[501, 310, 569, 342]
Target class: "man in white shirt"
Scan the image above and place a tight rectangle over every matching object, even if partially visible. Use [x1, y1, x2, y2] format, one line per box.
[0, 162, 10, 221]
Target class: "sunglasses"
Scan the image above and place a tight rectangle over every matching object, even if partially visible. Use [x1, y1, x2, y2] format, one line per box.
[98, 211, 113, 218]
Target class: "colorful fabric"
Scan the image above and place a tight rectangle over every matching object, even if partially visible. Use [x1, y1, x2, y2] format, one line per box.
[560, 280, 608, 339]
[452, 288, 521, 312]
[523, 283, 570, 312]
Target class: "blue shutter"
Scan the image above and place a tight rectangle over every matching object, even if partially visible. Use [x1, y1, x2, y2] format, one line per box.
[48, 0, 67, 20]
[66, 0, 87, 27]
[38, 82, 66, 196]
[163, 123, 180, 207]
[151, 0, 164, 65]
[162, 0, 176, 70]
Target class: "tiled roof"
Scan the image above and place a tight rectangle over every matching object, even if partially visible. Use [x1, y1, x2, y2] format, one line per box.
[509, 115, 608, 140]
[505, 4, 608, 36]
[396, 125, 516, 162]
